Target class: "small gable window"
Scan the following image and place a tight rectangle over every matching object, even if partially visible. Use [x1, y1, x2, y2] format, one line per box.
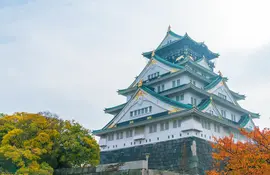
[218, 92, 227, 100]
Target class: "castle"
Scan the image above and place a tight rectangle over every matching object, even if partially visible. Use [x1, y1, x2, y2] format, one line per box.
[93, 26, 259, 174]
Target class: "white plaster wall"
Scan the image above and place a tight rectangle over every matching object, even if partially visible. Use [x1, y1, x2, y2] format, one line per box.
[159, 34, 179, 48]
[184, 92, 202, 105]
[152, 73, 205, 94]
[212, 85, 236, 104]
[197, 59, 211, 70]
[115, 90, 185, 125]
[119, 100, 167, 123]
[244, 119, 255, 130]
[99, 116, 244, 152]
[215, 104, 243, 122]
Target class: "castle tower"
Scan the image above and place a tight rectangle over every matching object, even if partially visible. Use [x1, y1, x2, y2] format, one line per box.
[93, 27, 259, 174]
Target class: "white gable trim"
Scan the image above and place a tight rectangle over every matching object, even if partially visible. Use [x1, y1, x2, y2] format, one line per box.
[130, 58, 177, 87]
[106, 88, 184, 129]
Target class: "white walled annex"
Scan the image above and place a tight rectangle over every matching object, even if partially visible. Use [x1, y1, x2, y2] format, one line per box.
[207, 81, 237, 105]
[99, 115, 244, 152]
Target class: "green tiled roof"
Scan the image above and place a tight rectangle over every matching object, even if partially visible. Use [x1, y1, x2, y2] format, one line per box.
[204, 76, 223, 90]
[238, 114, 250, 128]
[154, 54, 184, 69]
[168, 30, 183, 39]
[143, 32, 219, 60]
[104, 103, 127, 113]
[141, 86, 193, 109]
[197, 98, 211, 110]
[230, 90, 246, 100]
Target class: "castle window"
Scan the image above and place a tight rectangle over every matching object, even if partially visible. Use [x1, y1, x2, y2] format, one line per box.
[180, 94, 184, 100]
[231, 113, 236, 121]
[177, 79, 180, 86]
[149, 106, 152, 113]
[178, 120, 181, 127]
[214, 123, 220, 133]
[130, 111, 133, 117]
[116, 132, 123, 140]
[191, 97, 197, 106]
[157, 86, 161, 92]
[108, 134, 114, 141]
[149, 124, 157, 133]
[160, 121, 169, 131]
[202, 119, 211, 130]
[173, 120, 177, 128]
[176, 96, 180, 101]
[172, 80, 176, 88]
[161, 84, 165, 91]
[148, 72, 160, 80]
[218, 93, 227, 100]
[221, 109, 226, 118]
[126, 130, 133, 138]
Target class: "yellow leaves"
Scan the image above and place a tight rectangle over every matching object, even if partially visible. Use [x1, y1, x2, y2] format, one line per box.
[0, 112, 100, 173]
[2, 129, 23, 145]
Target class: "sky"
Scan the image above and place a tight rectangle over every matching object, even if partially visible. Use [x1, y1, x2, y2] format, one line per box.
[0, 0, 270, 131]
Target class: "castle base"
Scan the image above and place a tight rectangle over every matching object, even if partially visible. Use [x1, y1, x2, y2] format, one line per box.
[100, 137, 213, 175]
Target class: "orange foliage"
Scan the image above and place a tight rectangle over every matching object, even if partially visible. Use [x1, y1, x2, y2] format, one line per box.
[207, 127, 270, 175]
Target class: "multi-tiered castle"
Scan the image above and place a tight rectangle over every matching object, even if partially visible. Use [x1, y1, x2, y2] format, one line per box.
[93, 26, 259, 174]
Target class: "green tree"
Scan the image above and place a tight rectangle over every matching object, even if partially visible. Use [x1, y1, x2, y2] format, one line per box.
[0, 112, 100, 174]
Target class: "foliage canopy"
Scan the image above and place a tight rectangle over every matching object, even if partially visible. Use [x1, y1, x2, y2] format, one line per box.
[207, 127, 270, 175]
[0, 112, 100, 174]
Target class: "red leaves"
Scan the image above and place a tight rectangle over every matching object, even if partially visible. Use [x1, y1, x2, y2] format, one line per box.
[207, 128, 270, 175]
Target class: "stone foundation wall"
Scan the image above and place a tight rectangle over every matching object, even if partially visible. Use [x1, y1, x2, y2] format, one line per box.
[100, 137, 213, 175]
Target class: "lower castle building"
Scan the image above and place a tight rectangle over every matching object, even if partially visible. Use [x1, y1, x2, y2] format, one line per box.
[93, 27, 259, 174]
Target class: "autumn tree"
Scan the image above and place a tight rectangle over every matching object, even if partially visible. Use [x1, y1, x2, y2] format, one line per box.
[207, 127, 270, 175]
[0, 112, 100, 174]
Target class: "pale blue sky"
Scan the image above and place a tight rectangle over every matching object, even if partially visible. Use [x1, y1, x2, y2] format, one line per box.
[0, 0, 269, 130]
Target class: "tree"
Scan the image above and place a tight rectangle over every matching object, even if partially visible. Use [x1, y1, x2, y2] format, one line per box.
[0, 112, 100, 174]
[207, 127, 270, 175]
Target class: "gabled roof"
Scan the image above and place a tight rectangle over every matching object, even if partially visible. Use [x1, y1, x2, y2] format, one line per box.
[103, 85, 193, 130]
[128, 54, 183, 88]
[153, 54, 184, 69]
[230, 90, 246, 100]
[142, 30, 219, 60]
[104, 102, 127, 115]
[204, 76, 224, 90]
[141, 86, 192, 109]
[197, 98, 211, 110]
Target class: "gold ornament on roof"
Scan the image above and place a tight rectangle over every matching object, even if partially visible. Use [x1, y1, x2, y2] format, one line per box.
[218, 70, 223, 77]
[151, 50, 155, 57]
[138, 80, 143, 87]
[150, 59, 157, 65]
[167, 25, 171, 32]
[135, 90, 146, 100]
[108, 123, 115, 129]
[129, 120, 134, 124]
[147, 116, 152, 120]
[168, 107, 181, 114]
[170, 68, 179, 73]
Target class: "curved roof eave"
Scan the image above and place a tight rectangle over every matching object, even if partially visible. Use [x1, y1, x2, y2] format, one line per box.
[143, 32, 219, 60]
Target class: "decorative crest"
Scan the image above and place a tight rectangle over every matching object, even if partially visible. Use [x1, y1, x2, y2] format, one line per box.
[167, 25, 171, 32]
[218, 70, 223, 77]
[210, 96, 213, 101]
[151, 50, 155, 57]
[138, 80, 143, 87]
